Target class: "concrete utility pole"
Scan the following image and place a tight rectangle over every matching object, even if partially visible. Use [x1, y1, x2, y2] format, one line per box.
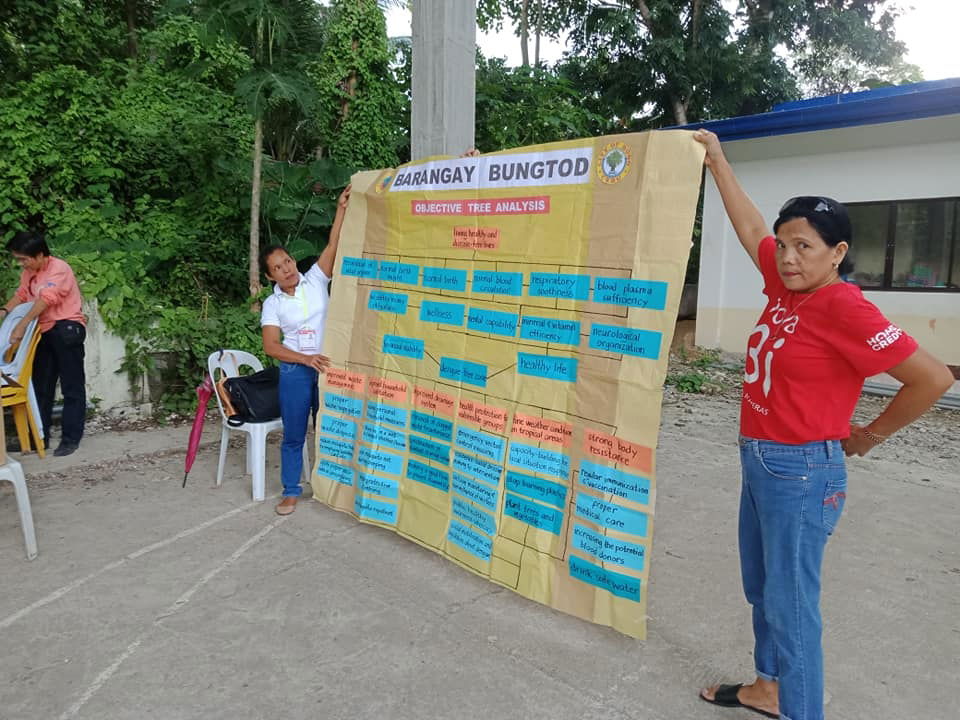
[411, 0, 476, 160]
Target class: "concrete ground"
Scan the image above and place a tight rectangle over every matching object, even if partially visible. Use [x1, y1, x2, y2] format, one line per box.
[1, 394, 958, 720]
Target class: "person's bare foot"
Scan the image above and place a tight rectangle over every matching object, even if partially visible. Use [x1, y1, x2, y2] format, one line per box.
[275, 497, 298, 516]
[700, 678, 779, 718]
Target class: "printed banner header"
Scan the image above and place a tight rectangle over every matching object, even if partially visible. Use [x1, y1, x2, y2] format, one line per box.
[389, 148, 594, 193]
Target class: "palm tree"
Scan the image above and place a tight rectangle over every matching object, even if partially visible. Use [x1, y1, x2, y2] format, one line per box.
[190, 0, 320, 297]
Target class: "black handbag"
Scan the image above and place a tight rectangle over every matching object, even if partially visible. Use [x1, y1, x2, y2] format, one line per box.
[222, 366, 280, 425]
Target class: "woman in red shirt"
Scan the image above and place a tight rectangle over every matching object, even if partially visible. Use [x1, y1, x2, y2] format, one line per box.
[694, 129, 953, 720]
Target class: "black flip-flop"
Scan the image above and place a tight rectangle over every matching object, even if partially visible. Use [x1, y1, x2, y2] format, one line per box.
[700, 684, 779, 719]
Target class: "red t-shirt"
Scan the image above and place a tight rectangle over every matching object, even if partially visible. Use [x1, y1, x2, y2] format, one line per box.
[740, 236, 918, 444]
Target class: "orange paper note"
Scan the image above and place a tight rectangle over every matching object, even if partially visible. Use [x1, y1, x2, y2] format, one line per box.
[325, 368, 366, 393]
[368, 377, 408, 402]
[510, 412, 573, 447]
[457, 399, 508, 433]
[414, 386, 456, 416]
[583, 429, 652, 473]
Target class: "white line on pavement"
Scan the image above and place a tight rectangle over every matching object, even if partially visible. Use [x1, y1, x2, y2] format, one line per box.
[58, 517, 283, 720]
[0, 496, 277, 631]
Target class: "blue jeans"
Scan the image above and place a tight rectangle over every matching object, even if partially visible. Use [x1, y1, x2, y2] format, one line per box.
[279, 362, 318, 497]
[738, 437, 847, 720]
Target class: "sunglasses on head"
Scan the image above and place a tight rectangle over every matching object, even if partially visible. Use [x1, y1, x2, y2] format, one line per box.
[778, 196, 836, 216]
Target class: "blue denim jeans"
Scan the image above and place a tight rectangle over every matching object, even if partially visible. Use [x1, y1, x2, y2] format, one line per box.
[738, 437, 847, 720]
[278, 362, 319, 497]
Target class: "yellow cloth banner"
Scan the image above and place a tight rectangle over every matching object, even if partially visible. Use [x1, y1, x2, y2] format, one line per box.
[314, 131, 705, 638]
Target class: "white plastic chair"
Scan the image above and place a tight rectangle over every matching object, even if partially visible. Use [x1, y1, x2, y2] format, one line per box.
[207, 350, 309, 502]
[0, 303, 44, 447]
[0, 458, 38, 559]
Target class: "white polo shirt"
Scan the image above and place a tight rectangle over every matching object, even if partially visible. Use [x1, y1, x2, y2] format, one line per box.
[260, 263, 330, 353]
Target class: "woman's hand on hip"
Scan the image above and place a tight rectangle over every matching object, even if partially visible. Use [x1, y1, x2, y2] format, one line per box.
[842, 424, 881, 457]
[301, 353, 330, 372]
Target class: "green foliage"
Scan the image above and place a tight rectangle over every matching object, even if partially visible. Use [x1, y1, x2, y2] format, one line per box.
[477, 0, 918, 128]
[254, 156, 353, 259]
[690, 347, 721, 370]
[0, 4, 354, 413]
[310, 0, 406, 169]
[666, 371, 707, 394]
[475, 55, 603, 151]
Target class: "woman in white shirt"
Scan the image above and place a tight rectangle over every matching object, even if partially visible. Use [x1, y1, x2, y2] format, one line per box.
[260, 186, 350, 515]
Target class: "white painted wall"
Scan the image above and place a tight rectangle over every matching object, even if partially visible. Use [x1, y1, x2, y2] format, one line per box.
[697, 114, 960, 367]
[82, 299, 150, 416]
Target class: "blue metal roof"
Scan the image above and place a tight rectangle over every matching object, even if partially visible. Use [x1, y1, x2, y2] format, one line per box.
[685, 77, 960, 141]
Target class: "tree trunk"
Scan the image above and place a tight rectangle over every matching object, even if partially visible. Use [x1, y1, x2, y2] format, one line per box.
[534, 0, 542, 66]
[125, 0, 138, 58]
[248, 117, 264, 299]
[671, 96, 688, 125]
[520, 0, 530, 66]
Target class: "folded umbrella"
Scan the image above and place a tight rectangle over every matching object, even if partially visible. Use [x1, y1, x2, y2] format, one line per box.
[183, 373, 214, 487]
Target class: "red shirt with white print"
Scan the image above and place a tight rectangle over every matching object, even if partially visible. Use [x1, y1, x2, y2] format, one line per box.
[740, 236, 918, 444]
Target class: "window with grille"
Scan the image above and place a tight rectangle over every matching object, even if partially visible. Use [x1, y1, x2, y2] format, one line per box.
[845, 198, 959, 291]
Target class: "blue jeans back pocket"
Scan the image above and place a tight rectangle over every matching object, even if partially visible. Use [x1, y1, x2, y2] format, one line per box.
[821, 476, 847, 536]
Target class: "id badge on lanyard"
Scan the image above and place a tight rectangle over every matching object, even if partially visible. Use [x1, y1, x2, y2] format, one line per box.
[297, 326, 318, 352]
[293, 285, 317, 352]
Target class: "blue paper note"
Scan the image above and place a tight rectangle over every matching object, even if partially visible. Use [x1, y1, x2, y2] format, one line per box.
[341, 257, 377, 279]
[574, 492, 648, 537]
[408, 435, 451, 465]
[504, 493, 563, 535]
[568, 555, 641, 601]
[422, 267, 467, 292]
[317, 459, 354, 486]
[508, 441, 570, 479]
[572, 524, 646, 572]
[593, 277, 668, 310]
[455, 426, 506, 462]
[467, 308, 518, 337]
[447, 521, 492, 561]
[452, 472, 499, 511]
[368, 290, 408, 314]
[517, 352, 577, 382]
[588, 324, 662, 359]
[420, 301, 465, 326]
[357, 446, 404, 475]
[378, 261, 419, 285]
[519, 316, 580, 345]
[321, 415, 357, 441]
[406, 459, 450, 492]
[578, 460, 650, 505]
[362, 423, 406, 451]
[319, 436, 354, 461]
[528, 272, 590, 300]
[472, 270, 523, 296]
[354, 495, 398, 525]
[453, 451, 503, 486]
[411, 411, 454, 441]
[439, 357, 487, 388]
[383, 335, 424, 359]
[324, 392, 363, 418]
[366, 401, 408, 428]
[452, 497, 497, 535]
[505, 470, 568, 509]
[357, 472, 400, 500]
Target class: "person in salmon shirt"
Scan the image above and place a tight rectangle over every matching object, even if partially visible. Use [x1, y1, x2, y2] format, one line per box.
[2, 230, 87, 457]
[693, 129, 953, 720]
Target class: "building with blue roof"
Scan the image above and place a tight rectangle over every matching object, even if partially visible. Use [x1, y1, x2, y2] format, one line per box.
[689, 78, 960, 370]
